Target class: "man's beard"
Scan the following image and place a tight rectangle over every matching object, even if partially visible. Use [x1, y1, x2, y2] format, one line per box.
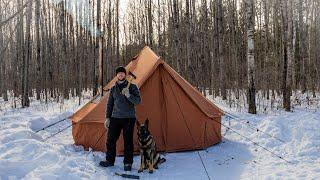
[117, 77, 126, 82]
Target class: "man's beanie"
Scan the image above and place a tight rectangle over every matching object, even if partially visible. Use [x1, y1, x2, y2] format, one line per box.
[116, 66, 127, 75]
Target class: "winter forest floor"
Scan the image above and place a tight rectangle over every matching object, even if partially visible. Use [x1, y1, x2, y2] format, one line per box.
[0, 91, 319, 180]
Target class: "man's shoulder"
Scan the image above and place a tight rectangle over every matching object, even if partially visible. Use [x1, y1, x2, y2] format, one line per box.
[129, 83, 138, 89]
[110, 84, 116, 91]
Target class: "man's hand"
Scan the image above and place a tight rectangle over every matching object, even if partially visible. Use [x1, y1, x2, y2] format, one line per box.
[104, 118, 110, 129]
[122, 88, 130, 98]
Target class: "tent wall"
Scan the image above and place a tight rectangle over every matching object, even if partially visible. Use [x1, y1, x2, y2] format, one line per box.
[204, 117, 222, 148]
[72, 123, 106, 151]
[160, 65, 221, 151]
[135, 67, 166, 150]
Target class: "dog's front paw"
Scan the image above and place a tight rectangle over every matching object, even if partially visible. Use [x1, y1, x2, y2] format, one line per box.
[138, 169, 143, 173]
[149, 170, 153, 174]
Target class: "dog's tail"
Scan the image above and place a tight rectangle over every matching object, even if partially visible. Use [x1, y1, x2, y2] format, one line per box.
[159, 157, 166, 164]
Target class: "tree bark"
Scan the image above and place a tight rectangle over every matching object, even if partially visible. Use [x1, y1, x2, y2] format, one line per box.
[22, 0, 32, 107]
[35, 0, 41, 100]
[281, 0, 292, 111]
[217, 0, 226, 100]
[246, 0, 256, 114]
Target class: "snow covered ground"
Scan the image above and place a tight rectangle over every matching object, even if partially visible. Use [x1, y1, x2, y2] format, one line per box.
[0, 92, 319, 180]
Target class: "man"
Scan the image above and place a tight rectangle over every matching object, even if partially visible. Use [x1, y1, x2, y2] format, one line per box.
[99, 66, 141, 171]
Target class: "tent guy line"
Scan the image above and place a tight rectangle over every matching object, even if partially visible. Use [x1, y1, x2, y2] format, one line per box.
[43, 123, 73, 141]
[223, 111, 286, 143]
[35, 117, 70, 133]
[211, 117, 292, 164]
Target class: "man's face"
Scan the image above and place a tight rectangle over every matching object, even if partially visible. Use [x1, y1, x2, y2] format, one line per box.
[116, 72, 126, 81]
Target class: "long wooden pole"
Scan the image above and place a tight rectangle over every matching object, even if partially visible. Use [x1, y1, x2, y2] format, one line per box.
[97, 0, 103, 97]
[99, 36, 103, 96]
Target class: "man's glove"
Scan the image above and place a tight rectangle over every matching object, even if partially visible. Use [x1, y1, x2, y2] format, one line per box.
[122, 88, 130, 98]
[104, 118, 110, 129]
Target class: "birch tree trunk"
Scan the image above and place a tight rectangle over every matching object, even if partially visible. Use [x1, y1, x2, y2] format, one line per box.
[246, 0, 256, 114]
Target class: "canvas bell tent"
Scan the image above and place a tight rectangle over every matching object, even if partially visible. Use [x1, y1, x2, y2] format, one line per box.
[70, 46, 223, 154]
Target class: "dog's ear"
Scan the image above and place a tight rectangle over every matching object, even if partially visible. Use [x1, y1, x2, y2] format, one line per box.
[136, 121, 141, 128]
[145, 119, 149, 128]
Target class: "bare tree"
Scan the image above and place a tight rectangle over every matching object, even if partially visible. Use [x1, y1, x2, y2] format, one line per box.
[217, 0, 226, 100]
[245, 0, 256, 114]
[21, 0, 32, 107]
[281, 0, 293, 111]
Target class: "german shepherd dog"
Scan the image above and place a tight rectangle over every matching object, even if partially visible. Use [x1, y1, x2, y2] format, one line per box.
[136, 119, 166, 173]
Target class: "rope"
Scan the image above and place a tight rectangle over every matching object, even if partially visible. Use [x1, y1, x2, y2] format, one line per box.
[224, 111, 286, 143]
[160, 70, 169, 152]
[92, 130, 107, 153]
[86, 130, 107, 158]
[166, 75, 211, 180]
[43, 123, 73, 141]
[223, 116, 231, 136]
[215, 120, 292, 164]
[225, 126, 291, 163]
[35, 117, 69, 133]
[84, 130, 107, 173]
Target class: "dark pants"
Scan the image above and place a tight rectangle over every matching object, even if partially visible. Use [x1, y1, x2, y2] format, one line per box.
[106, 117, 136, 165]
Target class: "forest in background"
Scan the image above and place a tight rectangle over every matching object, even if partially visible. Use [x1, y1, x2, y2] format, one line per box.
[0, 0, 319, 113]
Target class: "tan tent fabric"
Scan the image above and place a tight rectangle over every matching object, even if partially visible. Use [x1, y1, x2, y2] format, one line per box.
[70, 46, 223, 154]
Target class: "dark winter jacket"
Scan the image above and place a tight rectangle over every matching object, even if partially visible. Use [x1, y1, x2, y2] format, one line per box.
[106, 80, 141, 118]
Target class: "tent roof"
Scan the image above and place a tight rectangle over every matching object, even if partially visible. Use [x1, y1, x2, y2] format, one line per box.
[103, 46, 161, 91]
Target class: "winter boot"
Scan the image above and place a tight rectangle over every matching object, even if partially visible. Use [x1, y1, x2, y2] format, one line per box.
[99, 160, 114, 167]
[124, 164, 132, 171]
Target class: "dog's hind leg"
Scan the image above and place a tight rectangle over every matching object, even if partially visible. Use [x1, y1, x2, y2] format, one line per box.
[153, 153, 160, 169]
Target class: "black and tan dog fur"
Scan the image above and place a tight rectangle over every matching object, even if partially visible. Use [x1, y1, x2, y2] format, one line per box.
[136, 119, 165, 173]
